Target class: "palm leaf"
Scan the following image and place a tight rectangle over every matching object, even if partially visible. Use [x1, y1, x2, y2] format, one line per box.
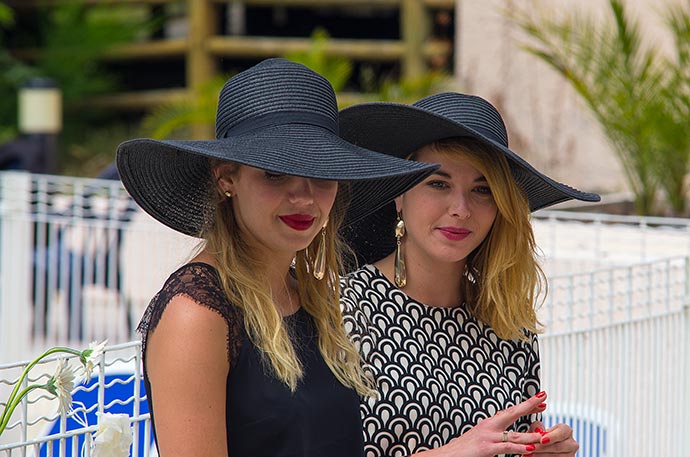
[507, 0, 689, 215]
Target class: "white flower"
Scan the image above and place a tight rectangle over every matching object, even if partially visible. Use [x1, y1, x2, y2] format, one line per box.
[92, 412, 133, 457]
[80, 340, 107, 381]
[46, 359, 76, 414]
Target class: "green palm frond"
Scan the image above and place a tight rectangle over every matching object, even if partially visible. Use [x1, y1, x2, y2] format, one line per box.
[508, 0, 690, 215]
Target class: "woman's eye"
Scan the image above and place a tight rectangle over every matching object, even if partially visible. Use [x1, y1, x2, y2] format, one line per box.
[427, 180, 449, 189]
[475, 185, 492, 195]
[264, 171, 285, 181]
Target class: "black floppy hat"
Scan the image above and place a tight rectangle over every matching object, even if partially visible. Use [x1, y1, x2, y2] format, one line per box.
[116, 58, 438, 237]
[338, 92, 601, 265]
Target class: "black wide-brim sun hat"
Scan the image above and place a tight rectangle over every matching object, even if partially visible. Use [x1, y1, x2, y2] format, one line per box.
[338, 92, 601, 265]
[117, 58, 438, 237]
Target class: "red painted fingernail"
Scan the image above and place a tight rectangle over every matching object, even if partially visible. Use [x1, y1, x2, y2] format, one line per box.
[538, 403, 547, 408]
[536, 391, 546, 398]
[541, 437, 551, 444]
[535, 427, 543, 433]
[526, 444, 536, 452]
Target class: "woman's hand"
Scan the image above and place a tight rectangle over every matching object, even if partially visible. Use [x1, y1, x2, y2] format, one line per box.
[526, 421, 579, 456]
[412, 392, 549, 457]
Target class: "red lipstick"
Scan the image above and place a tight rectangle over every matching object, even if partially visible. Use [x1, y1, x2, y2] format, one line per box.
[438, 226, 471, 241]
[280, 214, 315, 231]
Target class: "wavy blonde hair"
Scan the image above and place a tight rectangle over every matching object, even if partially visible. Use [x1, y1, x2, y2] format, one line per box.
[420, 138, 546, 340]
[201, 161, 373, 394]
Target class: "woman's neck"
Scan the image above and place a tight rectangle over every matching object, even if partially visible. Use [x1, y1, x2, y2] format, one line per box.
[375, 253, 465, 308]
[194, 248, 300, 316]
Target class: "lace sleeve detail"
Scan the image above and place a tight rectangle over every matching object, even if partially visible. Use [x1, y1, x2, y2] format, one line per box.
[137, 262, 243, 369]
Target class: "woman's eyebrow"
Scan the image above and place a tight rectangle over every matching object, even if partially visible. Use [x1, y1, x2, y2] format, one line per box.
[430, 170, 488, 183]
[431, 170, 452, 178]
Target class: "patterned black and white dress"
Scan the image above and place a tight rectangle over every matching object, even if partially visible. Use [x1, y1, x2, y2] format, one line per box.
[341, 265, 541, 457]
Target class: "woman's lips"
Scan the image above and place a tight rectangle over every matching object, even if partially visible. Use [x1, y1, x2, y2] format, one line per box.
[279, 214, 316, 231]
[438, 226, 471, 241]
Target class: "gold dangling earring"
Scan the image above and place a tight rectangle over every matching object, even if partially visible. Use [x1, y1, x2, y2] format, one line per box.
[394, 211, 406, 288]
[313, 219, 327, 280]
[224, 191, 233, 198]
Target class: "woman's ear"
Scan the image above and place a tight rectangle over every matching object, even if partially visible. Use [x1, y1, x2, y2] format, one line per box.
[213, 163, 237, 195]
[394, 195, 404, 213]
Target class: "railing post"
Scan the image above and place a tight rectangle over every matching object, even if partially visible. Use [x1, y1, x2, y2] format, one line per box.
[679, 257, 690, 449]
[0, 171, 33, 363]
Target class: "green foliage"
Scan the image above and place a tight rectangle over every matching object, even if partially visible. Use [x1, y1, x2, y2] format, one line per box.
[0, 1, 153, 173]
[141, 77, 228, 139]
[142, 28, 451, 145]
[61, 122, 139, 177]
[0, 2, 13, 28]
[142, 28, 355, 140]
[285, 28, 353, 92]
[35, 2, 149, 104]
[508, 0, 690, 216]
[0, 2, 31, 142]
[374, 70, 451, 104]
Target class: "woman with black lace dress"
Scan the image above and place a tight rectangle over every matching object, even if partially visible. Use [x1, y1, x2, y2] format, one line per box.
[115, 58, 437, 457]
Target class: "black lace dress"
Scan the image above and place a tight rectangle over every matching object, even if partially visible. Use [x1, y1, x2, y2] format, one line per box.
[138, 262, 364, 457]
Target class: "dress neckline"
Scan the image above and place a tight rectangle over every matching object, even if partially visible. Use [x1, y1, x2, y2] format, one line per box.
[178, 262, 304, 318]
[361, 264, 464, 312]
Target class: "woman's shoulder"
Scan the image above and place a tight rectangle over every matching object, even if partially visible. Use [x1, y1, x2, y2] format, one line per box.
[138, 262, 244, 365]
[138, 262, 240, 337]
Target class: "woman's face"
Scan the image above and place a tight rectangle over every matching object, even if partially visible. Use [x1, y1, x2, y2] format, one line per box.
[396, 145, 498, 268]
[217, 164, 338, 258]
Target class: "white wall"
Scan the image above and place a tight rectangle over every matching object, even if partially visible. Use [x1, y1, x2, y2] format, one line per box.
[454, 0, 682, 197]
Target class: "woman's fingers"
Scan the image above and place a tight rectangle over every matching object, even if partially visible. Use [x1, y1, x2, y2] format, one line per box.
[540, 423, 575, 445]
[492, 391, 548, 430]
[530, 422, 579, 455]
[501, 429, 543, 445]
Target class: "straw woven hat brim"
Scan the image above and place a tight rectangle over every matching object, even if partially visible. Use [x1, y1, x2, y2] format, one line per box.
[117, 123, 438, 238]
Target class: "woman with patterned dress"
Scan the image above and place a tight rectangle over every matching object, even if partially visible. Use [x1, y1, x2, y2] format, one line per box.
[115, 58, 437, 457]
[338, 92, 600, 457]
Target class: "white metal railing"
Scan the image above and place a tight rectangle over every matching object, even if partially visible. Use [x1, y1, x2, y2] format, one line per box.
[539, 256, 690, 457]
[0, 171, 196, 363]
[0, 342, 154, 457]
[4, 170, 690, 361]
[532, 210, 690, 275]
[2, 171, 690, 456]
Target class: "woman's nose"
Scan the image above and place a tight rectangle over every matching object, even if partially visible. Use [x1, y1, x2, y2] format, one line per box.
[288, 178, 315, 205]
[449, 194, 471, 219]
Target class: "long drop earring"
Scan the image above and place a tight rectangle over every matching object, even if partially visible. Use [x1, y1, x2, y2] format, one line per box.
[313, 219, 327, 280]
[394, 211, 407, 288]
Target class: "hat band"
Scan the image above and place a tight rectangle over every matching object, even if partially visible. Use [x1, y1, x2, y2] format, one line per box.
[218, 111, 338, 138]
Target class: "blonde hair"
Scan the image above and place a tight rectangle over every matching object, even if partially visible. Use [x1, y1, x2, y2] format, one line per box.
[201, 162, 372, 394]
[422, 138, 546, 340]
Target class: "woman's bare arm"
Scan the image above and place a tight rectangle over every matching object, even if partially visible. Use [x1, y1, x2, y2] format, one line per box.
[146, 294, 230, 456]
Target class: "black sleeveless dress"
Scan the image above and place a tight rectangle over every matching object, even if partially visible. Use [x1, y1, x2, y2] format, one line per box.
[138, 262, 364, 457]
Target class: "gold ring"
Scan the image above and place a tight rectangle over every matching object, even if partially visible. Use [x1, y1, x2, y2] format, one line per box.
[502, 431, 509, 442]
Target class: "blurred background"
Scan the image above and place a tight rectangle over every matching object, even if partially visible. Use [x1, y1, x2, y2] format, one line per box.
[1, 1, 690, 456]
